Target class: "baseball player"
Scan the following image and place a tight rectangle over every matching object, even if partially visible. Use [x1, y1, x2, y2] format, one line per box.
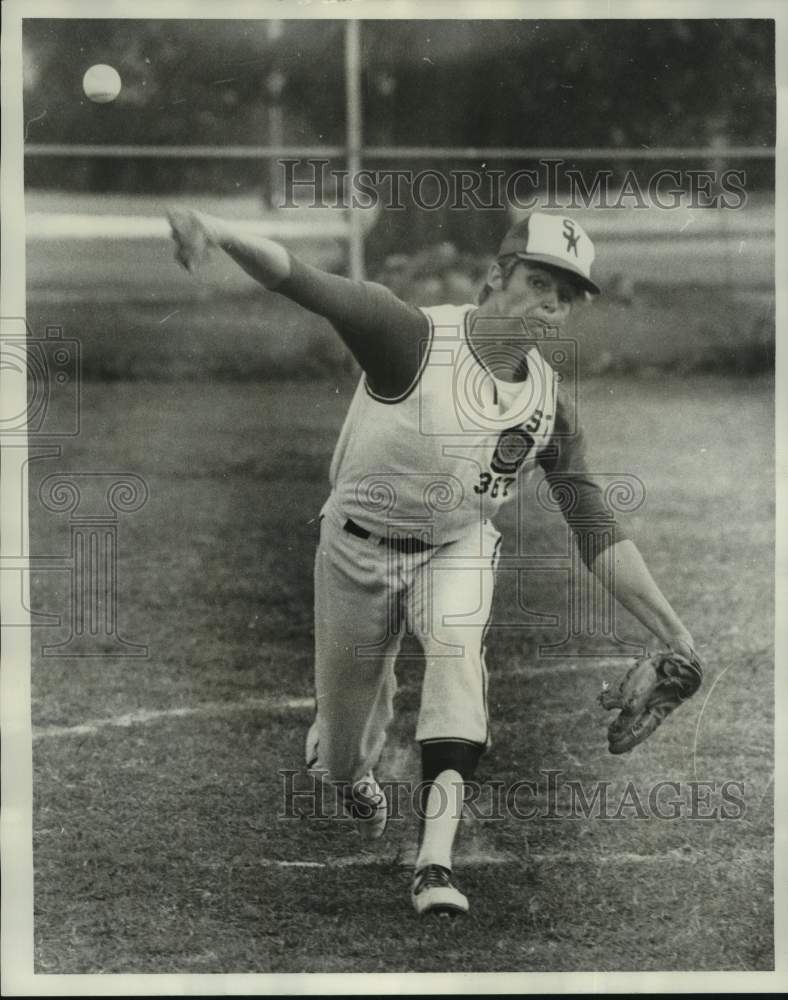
[168, 207, 701, 917]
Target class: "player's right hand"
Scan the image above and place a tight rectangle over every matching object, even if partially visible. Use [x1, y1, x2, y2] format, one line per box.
[167, 207, 216, 273]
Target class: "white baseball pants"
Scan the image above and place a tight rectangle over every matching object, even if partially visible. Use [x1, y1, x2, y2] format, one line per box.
[305, 494, 502, 784]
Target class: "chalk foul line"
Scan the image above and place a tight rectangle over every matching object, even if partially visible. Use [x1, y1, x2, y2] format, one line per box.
[193, 845, 768, 870]
[33, 660, 619, 742]
[33, 695, 315, 741]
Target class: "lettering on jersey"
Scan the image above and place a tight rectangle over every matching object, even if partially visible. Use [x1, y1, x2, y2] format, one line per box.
[476, 409, 549, 500]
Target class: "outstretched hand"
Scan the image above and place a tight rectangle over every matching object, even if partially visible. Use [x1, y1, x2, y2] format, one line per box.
[167, 207, 217, 273]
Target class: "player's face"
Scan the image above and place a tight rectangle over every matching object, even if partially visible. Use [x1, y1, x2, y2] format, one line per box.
[495, 261, 581, 330]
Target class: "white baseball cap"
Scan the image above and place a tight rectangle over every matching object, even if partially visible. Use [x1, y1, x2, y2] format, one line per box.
[497, 211, 600, 295]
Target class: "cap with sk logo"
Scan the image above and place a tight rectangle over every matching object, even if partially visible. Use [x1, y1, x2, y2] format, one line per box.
[497, 212, 600, 295]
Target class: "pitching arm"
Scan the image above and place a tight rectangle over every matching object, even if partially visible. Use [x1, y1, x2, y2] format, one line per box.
[167, 208, 428, 398]
[537, 390, 694, 656]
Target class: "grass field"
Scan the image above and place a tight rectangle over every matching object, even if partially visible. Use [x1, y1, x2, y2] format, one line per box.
[24, 280, 774, 386]
[28, 370, 774, 974]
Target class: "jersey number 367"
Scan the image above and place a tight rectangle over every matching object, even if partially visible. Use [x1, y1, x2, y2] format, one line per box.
[474, 418, 540, 499]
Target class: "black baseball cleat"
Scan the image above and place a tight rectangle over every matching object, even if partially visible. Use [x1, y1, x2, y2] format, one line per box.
[411, 864, 469, 917]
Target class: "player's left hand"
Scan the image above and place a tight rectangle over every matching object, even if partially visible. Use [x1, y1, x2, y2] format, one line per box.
[167, 207, 216, 273]
[666, 634, 696, 661]
[598, 648, 704, 754]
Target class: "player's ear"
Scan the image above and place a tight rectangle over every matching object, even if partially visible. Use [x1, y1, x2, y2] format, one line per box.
[485, 260, 506, 292]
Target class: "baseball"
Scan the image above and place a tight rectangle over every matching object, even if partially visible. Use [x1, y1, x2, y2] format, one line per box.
[82, 64, 122, 103]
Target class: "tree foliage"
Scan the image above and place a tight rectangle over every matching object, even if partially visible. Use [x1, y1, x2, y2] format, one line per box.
[23, 18, 775, 194]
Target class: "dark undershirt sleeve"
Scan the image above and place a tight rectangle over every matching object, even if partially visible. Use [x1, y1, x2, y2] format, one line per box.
[276, 254, 430, 398]
[537, 389, 628, 568]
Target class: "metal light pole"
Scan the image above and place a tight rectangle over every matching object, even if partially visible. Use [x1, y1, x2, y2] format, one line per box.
[345, 19, 364, 281]
[265, 20, 285, 209]
[266, 69, 286, 208]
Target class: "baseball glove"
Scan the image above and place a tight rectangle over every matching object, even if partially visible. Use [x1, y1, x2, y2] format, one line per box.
[598, 650, 703, 754]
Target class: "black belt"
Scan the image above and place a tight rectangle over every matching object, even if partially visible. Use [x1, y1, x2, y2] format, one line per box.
[343, 518, 436, 553]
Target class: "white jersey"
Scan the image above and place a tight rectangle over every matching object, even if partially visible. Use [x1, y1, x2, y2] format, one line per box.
[327, 303, 558, 544]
